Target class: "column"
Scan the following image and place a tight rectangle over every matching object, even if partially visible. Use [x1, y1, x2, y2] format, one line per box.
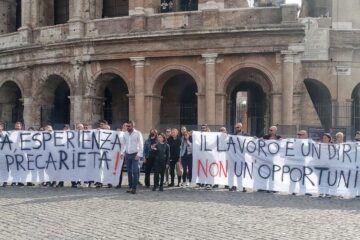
[215, 92, 226, 126]
[198, 0, 224, 10]
[281, 51, 295, 126]
[202, 53, 218, 126]
[18, 0, 32, 43]
[23, 97, 38, 128]
[130, 57, 146, 132]
[68, 96, 83, 127]
[129, 0, 145, 16]
[197, 93, 206, 125]
[68, 0, 86, 39]
[0, 0, 16, 34]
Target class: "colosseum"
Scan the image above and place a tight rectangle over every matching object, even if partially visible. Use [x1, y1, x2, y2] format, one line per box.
[0, 0, 359, 138]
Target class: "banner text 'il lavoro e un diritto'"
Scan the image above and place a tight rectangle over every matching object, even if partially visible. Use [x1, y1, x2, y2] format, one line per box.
[192, 132, 360, 198]
[0, 130, 123, 185]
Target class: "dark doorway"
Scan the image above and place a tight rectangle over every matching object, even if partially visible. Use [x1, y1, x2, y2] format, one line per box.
[52, 81, 70, 126]
[0, 81, 23, 127]
[101, 74, 129, 127]
[161, 74, 198, 126]
[226, 69, 271, 136]
[304, 79, 332, 131]
[352, 83, 360, 133]
[229, 82, 267, 136]
[102, 0, 129, 18]
[54, 0, 69, 25]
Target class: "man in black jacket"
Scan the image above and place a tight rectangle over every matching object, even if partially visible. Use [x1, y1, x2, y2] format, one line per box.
[167, 128, 182, 187]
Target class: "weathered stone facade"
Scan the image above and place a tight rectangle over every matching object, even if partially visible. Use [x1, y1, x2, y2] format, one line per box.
[0, 0, 359, 136]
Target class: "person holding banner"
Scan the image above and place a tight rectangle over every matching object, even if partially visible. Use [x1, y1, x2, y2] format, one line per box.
[230, 123, 249, 192]
[262, 126, 282, 140]
[0, 122, 7, 187]
[122, 121, 144, 194]
[335, 132, 344, 143]
[151, 133, 170, 191]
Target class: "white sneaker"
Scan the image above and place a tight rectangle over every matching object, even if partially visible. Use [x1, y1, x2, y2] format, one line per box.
[186, 182, 190, 187]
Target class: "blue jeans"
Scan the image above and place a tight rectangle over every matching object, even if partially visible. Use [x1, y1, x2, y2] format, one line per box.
[126, 153, 139, 190]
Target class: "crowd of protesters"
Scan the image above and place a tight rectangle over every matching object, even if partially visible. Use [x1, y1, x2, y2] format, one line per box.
[0, 119, 357, 197]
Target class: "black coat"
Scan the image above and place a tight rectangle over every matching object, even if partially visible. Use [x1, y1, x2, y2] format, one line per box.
[153, 143, 170, 171]
[167, 136, 181, 161]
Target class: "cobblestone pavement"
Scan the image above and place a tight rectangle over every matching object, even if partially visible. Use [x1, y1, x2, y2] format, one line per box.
[0, 176, 360, 240]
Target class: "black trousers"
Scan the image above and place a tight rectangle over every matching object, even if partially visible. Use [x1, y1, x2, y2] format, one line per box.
[117, 162, 125, 187]
[144, 156, 155, 187]
[154, 165, 166, 188]
[169, 160, 176, 184]
[181, 154, 193, 183]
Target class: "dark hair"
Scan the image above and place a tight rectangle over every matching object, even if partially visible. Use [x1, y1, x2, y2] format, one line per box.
[99, 120, 108, 125]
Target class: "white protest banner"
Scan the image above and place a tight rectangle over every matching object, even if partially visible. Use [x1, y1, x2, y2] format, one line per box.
[0, 130, 124, 185]
[192, 131, 360, 198]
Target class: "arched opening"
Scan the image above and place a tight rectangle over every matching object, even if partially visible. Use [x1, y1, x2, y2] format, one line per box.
[352, 83, 360, 132]
[39, 75, 70, 129]
[102, 0, 129, 18]
[0, 81, 23, 128]
[157, 72, 198, 128]
[226, 68, 271, 136]
[304, 79, 332, 131]
[54, 0, 69, 25]
[96, 73, 129, 128]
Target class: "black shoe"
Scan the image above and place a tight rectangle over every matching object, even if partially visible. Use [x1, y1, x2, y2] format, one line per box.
[131, 189, 136, 194]
[71, 185, 77, 188]
[107, 184, 112, 188]
[225, 185, 229, 189]
[26, 183, 35, 186]
[159, 187, 163, 192]
[152, 187, 157, 191]
[2, 183, 7, 187]
[17, 183, 25, 187]
[168, 183, 174, 187]
[115, 185, 122, 189]
[126, 189, 132, 193]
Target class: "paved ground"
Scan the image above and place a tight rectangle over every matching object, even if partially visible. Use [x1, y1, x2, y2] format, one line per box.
[0, 176, 360, 240]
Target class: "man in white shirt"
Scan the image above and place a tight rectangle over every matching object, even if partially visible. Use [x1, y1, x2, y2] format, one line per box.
[121, 121, 143, 194]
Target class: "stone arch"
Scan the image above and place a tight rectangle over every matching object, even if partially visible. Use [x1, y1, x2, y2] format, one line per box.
[151, 65, 201, 129]
[92, 71, 130, 126]
[304, 78, 332, 131]
[220, 62, 275, 94]
[0, 80, 24, 126]
[151, 64, 203, 95]
[0, 78, 25, 97]
[222, 65, 274, 136]
[34, 74, 71, 128]
[34, 72, 74, 97]
[351, 83, 360, 133]
[92, 68, 132, 95]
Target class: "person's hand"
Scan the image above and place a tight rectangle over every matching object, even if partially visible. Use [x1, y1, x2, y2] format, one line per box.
[135, 155, 140, 161]
[166, 164, 169, 169]
[144, 158, 147, 164]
